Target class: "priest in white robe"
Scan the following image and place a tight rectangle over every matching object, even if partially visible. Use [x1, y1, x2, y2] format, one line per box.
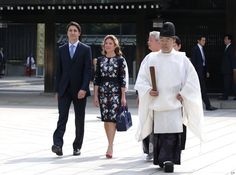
[134, 22, 204, 173]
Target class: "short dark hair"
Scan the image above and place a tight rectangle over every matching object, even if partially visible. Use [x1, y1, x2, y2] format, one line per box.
[174, 36, 181, 46]
[224, 34, 233, 41]
[66, 21, 81, 33]
[197, 35, 205, 41]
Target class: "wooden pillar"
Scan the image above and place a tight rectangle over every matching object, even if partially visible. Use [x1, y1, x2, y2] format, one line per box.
[44, 20, 55, 92]
[226, 0, 236, 44]
[136, 15, 148, 72]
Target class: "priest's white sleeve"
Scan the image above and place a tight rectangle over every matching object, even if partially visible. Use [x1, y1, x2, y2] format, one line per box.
[134, 56, 153, 141]
[180, 57, 205, 141]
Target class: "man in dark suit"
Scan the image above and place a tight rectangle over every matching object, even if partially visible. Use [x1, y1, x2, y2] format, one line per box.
[0, 47, 5, 78]
[219, 34, 236, 100]
[191, 35, 217, 111]
[52, 21, 92, 156]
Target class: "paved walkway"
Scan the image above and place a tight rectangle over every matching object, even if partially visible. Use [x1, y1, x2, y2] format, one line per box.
[1, 76, 236, 109]
[0, 76, 236, 174]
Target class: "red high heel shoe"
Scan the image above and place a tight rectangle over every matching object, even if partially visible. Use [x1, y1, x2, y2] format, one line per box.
[106, 152, 112, 159]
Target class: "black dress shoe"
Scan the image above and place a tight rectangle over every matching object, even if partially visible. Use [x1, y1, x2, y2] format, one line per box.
[51, 145, 63, 156]
[218, 96, 228, 100]
[233, 97, 236, 100]
[164, 161, 174, 173]
[73, 149, 81, 156]
[206, 106, 217, 111]
[159, 162, 164, 168]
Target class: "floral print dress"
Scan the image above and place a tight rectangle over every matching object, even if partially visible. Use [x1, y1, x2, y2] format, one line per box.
[94, 56, 126, 122]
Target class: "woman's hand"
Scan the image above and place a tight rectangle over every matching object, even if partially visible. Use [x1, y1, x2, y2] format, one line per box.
[93, 95, 99, 107]
[121, 96, 127, 106]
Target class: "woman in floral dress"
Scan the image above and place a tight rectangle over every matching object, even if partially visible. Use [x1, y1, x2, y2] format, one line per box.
[93, 35, 127, 158]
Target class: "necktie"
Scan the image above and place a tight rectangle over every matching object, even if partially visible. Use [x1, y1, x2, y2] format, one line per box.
[225, 45, 228, 52]
[69, 45, 75, 58]
[200, 47, 206, 66]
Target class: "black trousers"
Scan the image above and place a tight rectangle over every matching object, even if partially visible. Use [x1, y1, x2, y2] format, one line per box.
[153, 133, 182, 165]
[0, 62, 4, 75]
[223, 73, 236, 98]
[181, 125, 187, 150]
[199, 76, 211, 108]
[53, 87, 87, 150]
[142, 132, 154, 154]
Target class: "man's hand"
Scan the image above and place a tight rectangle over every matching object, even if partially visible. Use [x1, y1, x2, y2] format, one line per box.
[77, 90, 86, 99]
[149, 90, 159, 96]
[206, 72, 210, 78]
[55, 93, 58, 100]
[176, 93, 183, 102]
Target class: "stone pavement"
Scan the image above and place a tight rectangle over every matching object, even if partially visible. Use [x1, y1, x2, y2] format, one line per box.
[0, 76, 236, 175]
[0, 76, 44, 92]
[1, 76, 236, 109]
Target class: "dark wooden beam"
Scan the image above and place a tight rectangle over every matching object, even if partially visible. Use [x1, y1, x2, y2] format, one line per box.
[0, 0, 156, 5]
[135, 14, 148, 71]
[226, 0, 236, 39]
[44, 17, 56, 92]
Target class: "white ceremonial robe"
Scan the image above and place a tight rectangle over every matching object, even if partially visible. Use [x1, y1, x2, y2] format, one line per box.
[135, 49, 204, 141]
[124, 59, 129, 91]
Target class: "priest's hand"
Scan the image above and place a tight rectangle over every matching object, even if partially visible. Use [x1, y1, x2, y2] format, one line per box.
[149, 90, 159, 96]
[176, 93, 183, 102]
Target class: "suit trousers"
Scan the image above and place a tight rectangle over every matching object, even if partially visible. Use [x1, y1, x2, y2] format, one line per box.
[223, 73, 236, 98]
[53, 86, 87, 150]
[199, 75, 211, 108]
[142, 132, 154, 155]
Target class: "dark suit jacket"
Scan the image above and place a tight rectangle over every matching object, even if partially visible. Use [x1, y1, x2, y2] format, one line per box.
[221, 44, 236, 74]
[55, 42, 92, 97]
[191, 45, 208, 78]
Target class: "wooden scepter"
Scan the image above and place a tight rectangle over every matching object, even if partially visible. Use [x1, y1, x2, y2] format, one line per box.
[149, 66, 157, 91]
